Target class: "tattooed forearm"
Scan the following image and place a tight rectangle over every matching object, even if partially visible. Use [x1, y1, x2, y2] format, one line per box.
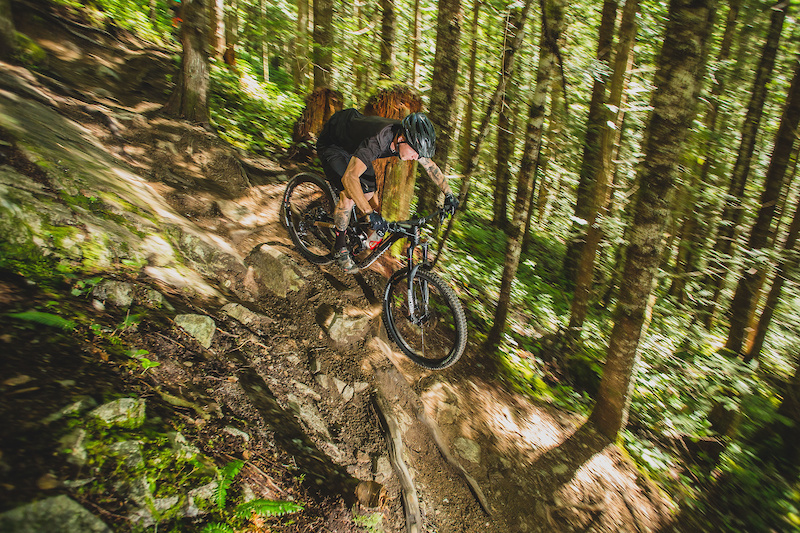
[419, 158, 452, 195]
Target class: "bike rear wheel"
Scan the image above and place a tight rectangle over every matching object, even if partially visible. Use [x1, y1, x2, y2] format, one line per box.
[383, 268, 467, 370]
[283, 173, 337, 265]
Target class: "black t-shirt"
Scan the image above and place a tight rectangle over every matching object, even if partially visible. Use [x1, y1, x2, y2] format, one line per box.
[317, 109, 401, 177]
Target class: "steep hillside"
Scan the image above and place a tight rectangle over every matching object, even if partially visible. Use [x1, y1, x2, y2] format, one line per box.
[1, 4, 677, 533]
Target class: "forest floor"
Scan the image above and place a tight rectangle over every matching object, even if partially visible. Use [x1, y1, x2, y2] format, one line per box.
[1, 3, 682, 532]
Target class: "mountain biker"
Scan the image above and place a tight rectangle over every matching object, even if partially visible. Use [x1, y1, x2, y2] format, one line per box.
[316, 108, 459, 273]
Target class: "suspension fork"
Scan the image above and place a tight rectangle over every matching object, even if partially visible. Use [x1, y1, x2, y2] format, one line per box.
[405, 240, 430, 324]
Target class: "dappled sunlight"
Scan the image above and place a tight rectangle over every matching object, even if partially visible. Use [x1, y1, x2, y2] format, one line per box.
[143, 265, 224, 300]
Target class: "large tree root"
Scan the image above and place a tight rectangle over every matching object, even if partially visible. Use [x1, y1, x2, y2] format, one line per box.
[372, 390, 423, 533]
[371, 362, 492, 533]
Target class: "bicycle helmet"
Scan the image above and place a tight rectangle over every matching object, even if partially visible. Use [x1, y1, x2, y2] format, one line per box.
[401, 113, 436, 158]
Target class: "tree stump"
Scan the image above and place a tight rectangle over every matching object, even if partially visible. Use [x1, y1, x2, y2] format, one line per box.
[290, 87, 343, 161]
[364, 86, 422, 224]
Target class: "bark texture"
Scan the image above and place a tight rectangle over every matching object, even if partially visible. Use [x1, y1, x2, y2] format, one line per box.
[313, 0, 333, 88]
[163, 0, 211, 125]
[567, 0, 639, 338]
[379, 0, 396, 79]
[589, 0, 716, 440]
[492, 8, 522, 231]
[419, 0, 462, 215]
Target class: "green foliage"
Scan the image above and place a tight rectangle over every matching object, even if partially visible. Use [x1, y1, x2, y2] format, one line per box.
[234, 499, 304, 518]
[214, 459, 245, 509]
[201, 524, 234, 533]
[71, 276, 104, 297]
[353, 511, 384, 533]
[209, 62, 303, 153]
[6, 310, 76, 331]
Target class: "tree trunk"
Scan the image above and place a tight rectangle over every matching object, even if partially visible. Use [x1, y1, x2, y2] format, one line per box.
[668, 0, 742, 301]
[294, 0, 310, 90]
[291, 87, 343, 161]
[418, 0, 462, 215]
[459, 0, 482, 176]
[209, 0, 225, 59]
[164, 0, 211, 125]
[222, 0, 237, 67]
[364, 89, 423, 225]
[379, 0, 395, 80]
[485, 0, 565, 352]
[562, 0, 619, 285]
[313, 0, 333, 88]
[589, 0, 716, 440]
[432, 0, 534, 267]
[700, 0, 789, 329]
[567, 0, 639, 339]
[0, 0, 16, 62]
[724, 54, 800, 356]
[492, 7, 522, 231]
[746, 177, 800, 362]
[411, 0, 421, 88]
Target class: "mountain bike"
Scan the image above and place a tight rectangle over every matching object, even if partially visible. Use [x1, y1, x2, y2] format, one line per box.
[281, 172, 467, 370]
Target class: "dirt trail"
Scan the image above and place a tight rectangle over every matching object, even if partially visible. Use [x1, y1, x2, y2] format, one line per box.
[1, 5, 678, 532]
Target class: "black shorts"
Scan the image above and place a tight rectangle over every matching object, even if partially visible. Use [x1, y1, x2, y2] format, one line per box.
[318, 145, 377, 195]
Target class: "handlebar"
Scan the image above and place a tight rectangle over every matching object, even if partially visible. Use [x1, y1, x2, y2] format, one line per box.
[387, 208, 449, 233]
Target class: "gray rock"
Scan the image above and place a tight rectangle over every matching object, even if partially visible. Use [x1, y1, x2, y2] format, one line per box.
[174, 314, 216, 348]
[41, 396, 98, 424]
[168, 431, 201, 460]
[325, 310, 372, 345]
[286, 394, 330, 438]
[246, 244, 308, 298]
[109, 440, 144, 469]
[92, 280, 135, 308]
[223, 426, 251, 442]
[454, 438, 481, 464]
[0, 495, 112, 533]
[59, 429, 88, 466]
[221, 302, 273, 332]
[89, 397, 146, 429]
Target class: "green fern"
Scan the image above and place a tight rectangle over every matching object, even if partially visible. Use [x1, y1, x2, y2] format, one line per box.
[234, 499, 304, 518]
[214, 459, 245, 509]
[7, 311, 75, 331]
[201, 523, 234, 533]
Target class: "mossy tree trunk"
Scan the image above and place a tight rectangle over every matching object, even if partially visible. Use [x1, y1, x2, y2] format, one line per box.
[492, 7, 522, 232]
[727, 55, 800, 356]
[589, 0, 716, 440]
[379, 0, 395, 80]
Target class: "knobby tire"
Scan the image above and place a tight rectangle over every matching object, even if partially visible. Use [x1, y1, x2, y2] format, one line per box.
[382, 268, 467, 370]
[283, 173, 337, 265]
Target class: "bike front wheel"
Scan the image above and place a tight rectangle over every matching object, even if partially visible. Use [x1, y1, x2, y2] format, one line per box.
[383, 268, 467, 370]
[282, 173, 337, 265]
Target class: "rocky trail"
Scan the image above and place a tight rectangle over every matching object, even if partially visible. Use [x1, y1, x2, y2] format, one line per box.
[0, 4, 677, 532]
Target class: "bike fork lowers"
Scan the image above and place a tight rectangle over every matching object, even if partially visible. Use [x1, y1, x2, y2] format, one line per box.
[405, 242, 430, 324]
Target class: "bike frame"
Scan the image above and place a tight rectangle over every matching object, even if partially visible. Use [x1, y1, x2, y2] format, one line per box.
[349, 212, 443, 324]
